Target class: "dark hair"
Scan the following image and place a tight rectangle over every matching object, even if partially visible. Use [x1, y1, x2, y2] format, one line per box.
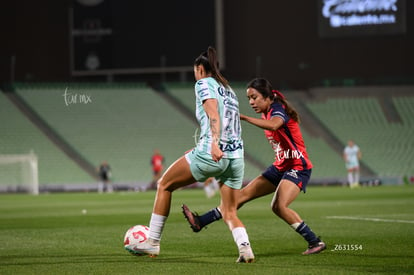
[194, 46, 229, 88]
[246, 78, 300, 123]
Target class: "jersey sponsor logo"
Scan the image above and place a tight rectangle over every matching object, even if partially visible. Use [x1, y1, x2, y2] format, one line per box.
[217, 87, 237, 100]
[220, 142, 243, 152]
[223, 98, 239, 109]
[218, 87, 239, 113]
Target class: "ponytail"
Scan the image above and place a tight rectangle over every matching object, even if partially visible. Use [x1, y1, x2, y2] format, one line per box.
[274, 91, 300, 123]
[195, 46, 229, 88]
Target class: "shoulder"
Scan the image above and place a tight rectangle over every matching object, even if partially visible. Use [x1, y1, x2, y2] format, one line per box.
[195, 77, 217, 88]
[195, 77, 218, 99]
[269, 102, 288, 121]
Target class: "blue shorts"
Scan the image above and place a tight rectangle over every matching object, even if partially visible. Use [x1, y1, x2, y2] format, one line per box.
[185, 148, 244, 189]
[262, 165, 312, 193]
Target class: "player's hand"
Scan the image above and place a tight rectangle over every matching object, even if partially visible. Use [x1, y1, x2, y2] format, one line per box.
[211, 142, 223, 162]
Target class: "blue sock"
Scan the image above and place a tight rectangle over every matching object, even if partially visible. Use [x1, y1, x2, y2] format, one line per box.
[198, 207, 222, 228]
[296, 221, 319, 245]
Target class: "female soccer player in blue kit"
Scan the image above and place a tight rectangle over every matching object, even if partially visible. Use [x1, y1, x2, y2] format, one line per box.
[182, 78, 326, 255]
[126, 47, 255, 263]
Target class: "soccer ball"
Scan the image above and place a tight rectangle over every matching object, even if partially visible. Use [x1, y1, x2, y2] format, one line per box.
[124, 225, 150, 255]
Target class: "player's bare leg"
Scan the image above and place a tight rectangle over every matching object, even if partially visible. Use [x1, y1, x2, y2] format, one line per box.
[271, 179, 302, 224]
[271, 180, 326, 255]
[153, 156, 195, 216]
[128, 156, 195, 257]
[235, 175, 276, 209]
[182, 175, 275, 232]
[220, 183, 254, 263]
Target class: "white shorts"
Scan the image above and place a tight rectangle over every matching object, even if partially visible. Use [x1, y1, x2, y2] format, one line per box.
[185, 148, 244, 189]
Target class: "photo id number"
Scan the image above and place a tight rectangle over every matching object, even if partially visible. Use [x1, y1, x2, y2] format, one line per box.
[331, 244, 363, 251]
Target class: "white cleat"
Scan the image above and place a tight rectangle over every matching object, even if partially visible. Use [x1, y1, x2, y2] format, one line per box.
[236, 243, 255, 263]
[125, 240, 160, 257]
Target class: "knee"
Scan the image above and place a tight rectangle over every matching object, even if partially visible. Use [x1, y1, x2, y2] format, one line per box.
[271, 201, 284, 217]
[220, 209, 237, 224]
[157, 178, 175, 192]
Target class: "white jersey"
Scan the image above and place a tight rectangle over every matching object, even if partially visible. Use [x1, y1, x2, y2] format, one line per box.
[344, 144, 360, 168]
[194, 77, 243, 159]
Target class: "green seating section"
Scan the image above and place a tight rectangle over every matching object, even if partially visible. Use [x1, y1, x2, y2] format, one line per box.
[6, 82, 412, 187]
[15, 83, 196, 184]
[0, 91, 92, 185]
[393, 96, 414, 126]
[307, 97, 414, 178]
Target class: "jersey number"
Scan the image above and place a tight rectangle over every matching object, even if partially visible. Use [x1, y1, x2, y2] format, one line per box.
[224, 109, 241, 136]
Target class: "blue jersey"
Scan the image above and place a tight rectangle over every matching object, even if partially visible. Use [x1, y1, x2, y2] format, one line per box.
[194, 77, 243, 159]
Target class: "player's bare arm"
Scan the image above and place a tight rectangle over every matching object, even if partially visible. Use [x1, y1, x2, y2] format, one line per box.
[203, 98, 223, 162]
[240, 115, 283, 131]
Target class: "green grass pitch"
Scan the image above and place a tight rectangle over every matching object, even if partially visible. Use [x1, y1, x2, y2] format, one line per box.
[1, 185, 413, 275]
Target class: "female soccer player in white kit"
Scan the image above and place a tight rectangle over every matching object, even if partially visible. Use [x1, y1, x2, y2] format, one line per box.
[126, 47, 254, 263]
[343, 140, 362, 188]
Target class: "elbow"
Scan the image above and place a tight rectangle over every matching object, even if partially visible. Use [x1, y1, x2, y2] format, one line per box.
[268, 125, 280, 131]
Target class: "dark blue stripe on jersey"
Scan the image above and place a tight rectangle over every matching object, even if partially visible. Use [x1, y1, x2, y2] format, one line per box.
[271, 101, 309, 170]
[282, 124, 308, 170]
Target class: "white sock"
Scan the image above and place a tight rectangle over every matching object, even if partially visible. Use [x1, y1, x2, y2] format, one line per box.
[290, 222, 301, 230]
[232, 227, 250, 248]
[348, 172, 354, 185]
[354, 171, 360, 184]
[204, 185, 213, 198]
[148, 213, 167, 243]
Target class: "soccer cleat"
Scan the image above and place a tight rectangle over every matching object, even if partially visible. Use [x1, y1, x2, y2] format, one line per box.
[125, 239, 160, 257]
[236, 243, 255, 263]
[302, 241, 326, 255]
[181, 204, 202, 232]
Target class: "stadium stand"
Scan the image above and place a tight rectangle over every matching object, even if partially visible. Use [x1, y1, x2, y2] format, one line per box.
[393, 96, 414, 126]
[0, 90, 93, 187]
[13, 83, 196, 189]
[3, 83, 412, 192]
[307, 94, 414, 181]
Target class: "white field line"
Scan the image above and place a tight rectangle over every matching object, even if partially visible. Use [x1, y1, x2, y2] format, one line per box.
[326, 216, 414, 224]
